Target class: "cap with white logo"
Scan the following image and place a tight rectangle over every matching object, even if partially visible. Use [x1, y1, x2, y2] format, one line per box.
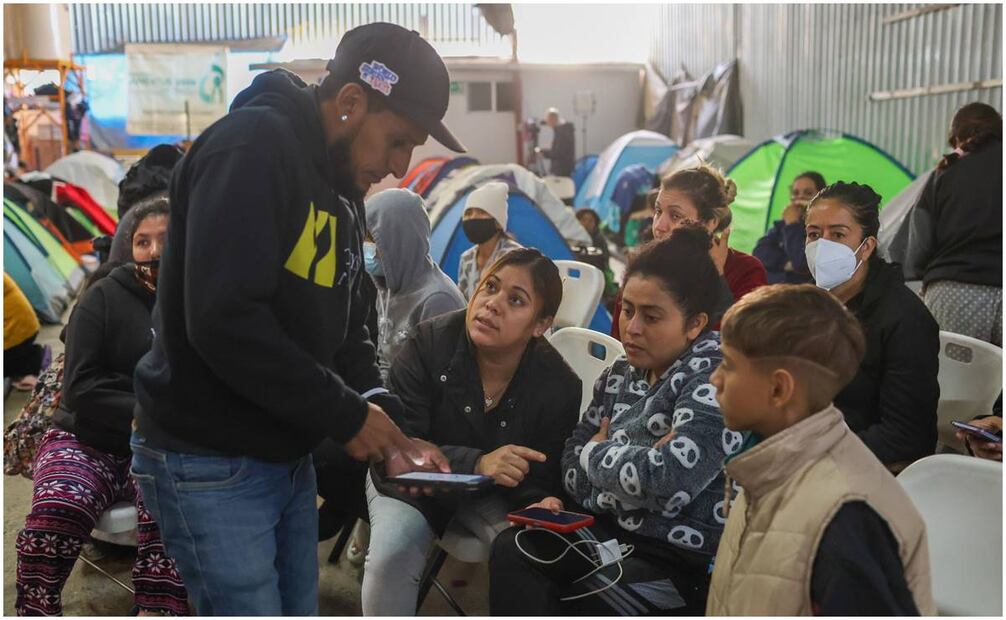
[326, 22, 466, 153]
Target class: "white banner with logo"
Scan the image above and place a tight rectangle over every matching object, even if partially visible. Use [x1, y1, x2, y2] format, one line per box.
[126, 44, 227, 136]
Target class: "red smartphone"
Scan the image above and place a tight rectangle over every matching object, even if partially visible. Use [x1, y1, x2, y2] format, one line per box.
[507, 507, 595, 533]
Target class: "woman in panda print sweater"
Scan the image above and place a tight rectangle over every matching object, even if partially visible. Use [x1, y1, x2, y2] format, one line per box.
[489, 225, 741, 616]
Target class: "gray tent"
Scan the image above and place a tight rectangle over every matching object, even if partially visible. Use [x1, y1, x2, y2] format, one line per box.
[878, 167, 933, 279]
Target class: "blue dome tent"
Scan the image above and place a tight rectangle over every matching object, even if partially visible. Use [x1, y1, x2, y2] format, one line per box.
[571, 154, 598, 195]
[574, 130, 678, 233]
[430, 186, 612, 333]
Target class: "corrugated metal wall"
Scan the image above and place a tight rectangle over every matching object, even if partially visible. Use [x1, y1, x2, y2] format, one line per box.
[650, 3, 1003, 174]
[69, 3, 503, 55]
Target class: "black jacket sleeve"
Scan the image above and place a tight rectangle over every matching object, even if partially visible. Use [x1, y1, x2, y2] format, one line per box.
[61, 288, 133, 456]
[855, 304, 940, 464]
[506, 372, 581, 509]
[387, 325, 484, 473]
[811, 502, 920, 615]
[753, 221, 787, 273]
[181, 146, 367, 443]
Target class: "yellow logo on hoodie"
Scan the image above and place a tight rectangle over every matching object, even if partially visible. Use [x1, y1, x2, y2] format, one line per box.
[285, 202, 337, 287]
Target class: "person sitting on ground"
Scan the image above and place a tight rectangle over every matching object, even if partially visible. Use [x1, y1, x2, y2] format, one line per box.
[804, 182, 939, 469]
[363, 248, 580, 615]
[753, 171, 826, 284]
[707, 284, 936, 615]
[15, 195, 189, 616]
[490, 226, 736, 616]
[611, 164, 767, 339]
[906, 102, 1003, 346]
[457, 181, 523, 299]
[4, 273, 50, 391]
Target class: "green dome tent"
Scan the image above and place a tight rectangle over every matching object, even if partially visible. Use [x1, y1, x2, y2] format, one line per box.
[726, 130, 915, 253]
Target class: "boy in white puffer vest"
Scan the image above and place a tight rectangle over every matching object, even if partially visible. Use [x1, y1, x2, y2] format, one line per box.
[707, 284, 936, 615]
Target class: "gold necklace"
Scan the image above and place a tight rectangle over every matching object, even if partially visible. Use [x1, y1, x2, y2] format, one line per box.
[483, 373, 515, 409]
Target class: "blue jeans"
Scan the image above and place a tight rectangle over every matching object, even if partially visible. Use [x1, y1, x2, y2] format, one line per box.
[130, 431, 319, 615]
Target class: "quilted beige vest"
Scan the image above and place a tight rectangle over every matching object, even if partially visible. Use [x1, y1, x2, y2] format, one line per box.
[706, 405, 936, 616]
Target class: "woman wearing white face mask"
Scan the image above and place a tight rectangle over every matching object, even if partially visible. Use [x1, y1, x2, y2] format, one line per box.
[804, 182, 940, 471]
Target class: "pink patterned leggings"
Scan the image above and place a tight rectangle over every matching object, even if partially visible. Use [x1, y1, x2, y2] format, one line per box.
[15, 429, 189, 616]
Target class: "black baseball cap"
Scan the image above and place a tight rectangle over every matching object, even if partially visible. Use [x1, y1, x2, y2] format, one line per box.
[327, 22, 466, 153]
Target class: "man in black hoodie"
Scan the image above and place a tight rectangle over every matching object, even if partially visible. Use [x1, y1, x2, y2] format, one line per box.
[130, 23, 465, 615]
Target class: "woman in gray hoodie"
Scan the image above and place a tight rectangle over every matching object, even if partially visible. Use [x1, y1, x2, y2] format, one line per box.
[364, 189, 467, 381]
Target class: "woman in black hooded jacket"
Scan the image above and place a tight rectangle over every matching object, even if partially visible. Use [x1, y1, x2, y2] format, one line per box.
[15, 195, 189, 616]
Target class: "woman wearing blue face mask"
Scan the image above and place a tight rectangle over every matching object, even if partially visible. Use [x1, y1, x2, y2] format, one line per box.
[804, 182, 939, 471]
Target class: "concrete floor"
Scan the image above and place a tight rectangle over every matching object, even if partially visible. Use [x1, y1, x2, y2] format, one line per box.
[3, 322, 490, 616]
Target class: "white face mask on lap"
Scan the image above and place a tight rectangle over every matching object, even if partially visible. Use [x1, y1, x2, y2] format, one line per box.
[805, 238, 868, 291]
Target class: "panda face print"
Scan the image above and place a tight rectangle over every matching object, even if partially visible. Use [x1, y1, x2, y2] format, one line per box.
[646, 413, 673, 436]
[564, 468, 577, 495]
[668, 436, 701, 469]
[672, 408, 694, 429]
[722, 429, 743, 455]
[627, 379, 649, 396]
[688, 357, 712, 373]
[596, 491, 619, 512]
[661, 490, 690, 519]
[605, 374, 625, 395]
[713, 499, 728, 525]
[611, 429, 631, 445]
[618, 513, 644, 531]
[667, 525, 705, 549]
[619, 462, 642, 497]
[601, 445, 630, 469]
[610, 403, 631, 422]
[669, 372, 687, 394]
[692, 338, 719, 353]
[583, 406, 602, 426]
[647, 449, 664, 467]
[692, 383, 719, 407]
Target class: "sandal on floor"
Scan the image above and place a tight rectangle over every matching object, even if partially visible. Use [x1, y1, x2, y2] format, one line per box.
[12, 376, 37, 392]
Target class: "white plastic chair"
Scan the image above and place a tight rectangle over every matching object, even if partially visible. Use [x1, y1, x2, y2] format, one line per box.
[552, 260, 605, 330]
[543, 175, 576, 201]
[898, 454, 1002, 616]
[936, 331, 1003, 451]
[548, 327, 625, 416]
[78, 501, 138, 594]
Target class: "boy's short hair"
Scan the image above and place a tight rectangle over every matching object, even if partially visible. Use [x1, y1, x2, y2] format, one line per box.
[721, 284, 866, 410]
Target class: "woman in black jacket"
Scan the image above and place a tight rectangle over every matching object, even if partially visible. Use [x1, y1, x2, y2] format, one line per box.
[361, 248, 581, 615]
[906, 102, 1003, 346]
[804, 182, 940, 469]
[15, 195, 189, 616]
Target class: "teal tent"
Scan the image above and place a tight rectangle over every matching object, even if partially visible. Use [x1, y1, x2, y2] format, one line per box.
[4, 225, 71, 323]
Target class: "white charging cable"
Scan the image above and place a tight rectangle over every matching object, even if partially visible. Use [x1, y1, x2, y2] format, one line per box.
[513, 527, 634, 601]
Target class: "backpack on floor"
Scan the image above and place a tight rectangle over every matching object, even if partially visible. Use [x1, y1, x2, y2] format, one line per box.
[4, 353, 64, 478]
